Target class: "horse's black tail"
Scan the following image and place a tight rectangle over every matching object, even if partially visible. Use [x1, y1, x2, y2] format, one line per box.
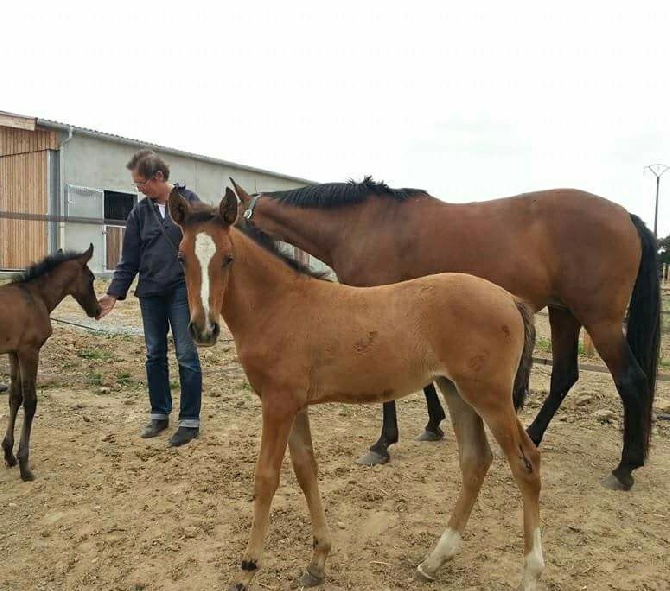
[627, 214, 661, 457]
[512, 300, 536, 411]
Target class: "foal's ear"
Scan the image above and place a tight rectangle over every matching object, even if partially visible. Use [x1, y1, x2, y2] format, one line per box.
[220, 188, 239, 225]
[168, 187, 189, 227]
[229, 177, 251, 205]
[80, 242, 94, 264]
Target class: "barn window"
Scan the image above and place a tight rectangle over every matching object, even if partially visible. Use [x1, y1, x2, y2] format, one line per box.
[104, 190, 137, 223]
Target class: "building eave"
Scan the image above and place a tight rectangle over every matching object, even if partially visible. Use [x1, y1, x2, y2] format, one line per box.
[36, 118, 317, 186]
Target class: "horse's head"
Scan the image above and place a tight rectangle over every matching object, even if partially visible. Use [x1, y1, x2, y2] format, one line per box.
[169, 186, 238, 347]
[67, 244, 102, 319]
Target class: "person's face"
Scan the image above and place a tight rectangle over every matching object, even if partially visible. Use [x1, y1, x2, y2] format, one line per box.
[132, 169, 165, 198]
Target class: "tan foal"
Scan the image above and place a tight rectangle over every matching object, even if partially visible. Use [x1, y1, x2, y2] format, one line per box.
[169, 187, 543, 591]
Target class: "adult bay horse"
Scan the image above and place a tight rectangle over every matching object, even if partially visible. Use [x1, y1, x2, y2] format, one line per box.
[169, 187, 541, 591]
[1, 244, 101, 481]
[231, 177, 660, 492]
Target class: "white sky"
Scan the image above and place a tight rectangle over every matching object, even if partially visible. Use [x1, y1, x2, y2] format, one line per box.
[4, 1, 670, 234]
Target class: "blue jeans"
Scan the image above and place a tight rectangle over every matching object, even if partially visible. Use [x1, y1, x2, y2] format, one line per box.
[139, 283, 202, 428]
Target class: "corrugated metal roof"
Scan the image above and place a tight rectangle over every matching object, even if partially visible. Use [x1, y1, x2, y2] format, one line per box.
[0, 110, 317, 185]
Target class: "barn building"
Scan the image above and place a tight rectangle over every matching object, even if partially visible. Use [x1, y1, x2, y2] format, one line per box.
[0, 110, 331, 276]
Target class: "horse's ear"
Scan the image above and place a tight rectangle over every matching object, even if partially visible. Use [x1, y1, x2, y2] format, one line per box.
[168, 187, 189, 227]
[80, 242, 94, 264]
[220, 187, 239, 225]
[229, 177, 251, 205]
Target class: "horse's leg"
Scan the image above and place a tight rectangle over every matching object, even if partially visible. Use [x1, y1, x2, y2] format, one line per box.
[526, 306, 581, 446]
[288, 410, 331, 588]
[488, 412, 543, 590]
[16, 349, 38, 482]
[356, 401, 399, 466]
[418, 383, 447, 442]
[2, 353, 21, 468]
[228, 399, 295, 591]
[586, 321, 648, 491]
[359, 385, 448, 466]
[467, 382, 543, 591]
[416, 379, 492, 581]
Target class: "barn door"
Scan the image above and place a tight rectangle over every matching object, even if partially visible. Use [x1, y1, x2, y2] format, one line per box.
[62, 184, 105, 273]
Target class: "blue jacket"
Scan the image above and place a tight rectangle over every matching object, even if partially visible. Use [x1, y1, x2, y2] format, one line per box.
[107, 184, 200, 299]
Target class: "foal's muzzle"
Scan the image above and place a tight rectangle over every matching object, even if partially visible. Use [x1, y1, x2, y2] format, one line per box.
[188, 320, 220, 347]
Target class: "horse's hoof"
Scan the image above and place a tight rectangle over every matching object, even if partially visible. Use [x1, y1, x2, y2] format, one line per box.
[414, 564, 435, 583]
[418, 429, 444, 442]
[5, 456, 17, 468]
[602, 472, 632, 491]
[355, 450, 389, 466]
[228, 584, 247, 591]
[20, 469, 35, 482]
[291, 569, 324, 588]
[525, 427, 542, 447]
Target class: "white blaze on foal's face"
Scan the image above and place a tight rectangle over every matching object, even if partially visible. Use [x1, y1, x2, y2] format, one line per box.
[195, 231, 217, 319]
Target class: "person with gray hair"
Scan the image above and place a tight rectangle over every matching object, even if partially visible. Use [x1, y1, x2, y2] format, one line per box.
[97, 149, 203, 446]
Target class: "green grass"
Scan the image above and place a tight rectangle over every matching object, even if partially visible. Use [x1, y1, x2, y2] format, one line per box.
[535, 337, 588, 357]
[78, 348, 115, 362]
[116, 372, 134, 387]
[88, 371, 104, 387]
[535, 337, 552, 355]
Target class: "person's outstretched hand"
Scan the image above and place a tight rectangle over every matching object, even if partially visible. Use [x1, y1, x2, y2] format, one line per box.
[97, 294, 117, 319]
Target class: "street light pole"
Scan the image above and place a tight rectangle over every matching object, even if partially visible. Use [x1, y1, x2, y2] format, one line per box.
[644, 164, 670, 238]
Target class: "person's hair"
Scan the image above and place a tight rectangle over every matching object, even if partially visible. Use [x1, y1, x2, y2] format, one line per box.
[126, 149, 170, 181]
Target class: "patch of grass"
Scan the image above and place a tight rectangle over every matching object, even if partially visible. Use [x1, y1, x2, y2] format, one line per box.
[78, 348, 115, 362]
[117, 372, 134, 387]
[88, 371, 103, 387]
[535, 337, 588, 357]
[535, 337, 552, 355]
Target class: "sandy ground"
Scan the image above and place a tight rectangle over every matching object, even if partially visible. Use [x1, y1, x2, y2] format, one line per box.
[0, 281, 669, 591]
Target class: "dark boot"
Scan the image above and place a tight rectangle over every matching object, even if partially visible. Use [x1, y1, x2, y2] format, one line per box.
[140, 418, 169, 438]
[168, 426, 199, 447]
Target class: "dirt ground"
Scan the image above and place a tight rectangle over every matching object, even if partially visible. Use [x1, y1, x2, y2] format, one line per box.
[1, 280, 669, 591]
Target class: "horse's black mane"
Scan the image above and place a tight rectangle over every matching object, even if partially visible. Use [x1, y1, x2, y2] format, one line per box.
[259, 175, 427, 209]
[182, 206, 331, 281]
[237, 221, 332, 281]
[11, 251, 83, 284]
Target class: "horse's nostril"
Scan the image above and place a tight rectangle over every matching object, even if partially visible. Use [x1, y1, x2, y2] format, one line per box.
[212, 323, 220, 337]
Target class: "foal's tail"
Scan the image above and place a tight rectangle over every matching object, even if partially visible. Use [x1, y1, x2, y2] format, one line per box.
[627, 214, 661, 457]
[512, 300, 536, 411]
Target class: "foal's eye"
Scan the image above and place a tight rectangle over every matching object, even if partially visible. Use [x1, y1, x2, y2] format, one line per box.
[223, 254, 234, 267]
